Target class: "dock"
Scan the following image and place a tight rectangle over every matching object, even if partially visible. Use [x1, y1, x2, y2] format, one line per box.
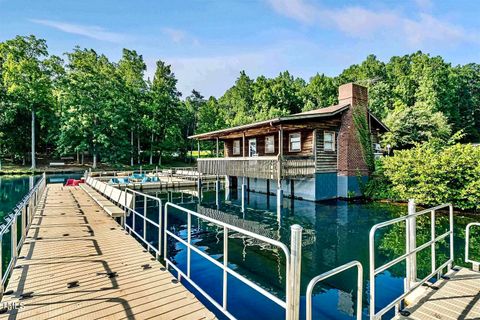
[0, 184, 215, 319]
[399, 267, 480, 319]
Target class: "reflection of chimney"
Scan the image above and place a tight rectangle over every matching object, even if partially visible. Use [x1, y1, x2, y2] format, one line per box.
[337, 83, 370, 176]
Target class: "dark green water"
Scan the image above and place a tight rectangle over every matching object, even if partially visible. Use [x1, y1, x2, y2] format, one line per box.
[142, 187, 480, 320]
[2, 177, 478, 319]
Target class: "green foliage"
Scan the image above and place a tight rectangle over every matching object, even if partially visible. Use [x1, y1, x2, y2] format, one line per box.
[382, 101, 452, 148]
[352, 104, 375, 171]
[362, 161, 397, 200]
[1, 35, 480, 170]
[381, 143, 480, 210]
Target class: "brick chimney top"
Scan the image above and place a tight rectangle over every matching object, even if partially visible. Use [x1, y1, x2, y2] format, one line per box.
[338, 83, 368, 105]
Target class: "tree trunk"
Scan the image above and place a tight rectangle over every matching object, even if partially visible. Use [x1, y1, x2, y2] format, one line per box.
[137, 130, 141, 165]
[93, 145, 97, 169]
[30, 108, 36, 169]
[149, 133, 154, 165]
[81, 152, 84, 165]
[76, 149, 79, 164]
[158, 151, 162, 166]
[130, 130, 134, 166]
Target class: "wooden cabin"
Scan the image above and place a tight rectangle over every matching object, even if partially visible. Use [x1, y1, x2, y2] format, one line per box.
[189, 83, 388, 201]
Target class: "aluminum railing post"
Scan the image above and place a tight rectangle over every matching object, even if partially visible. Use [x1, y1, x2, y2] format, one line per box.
[431, 210, 436, 274]
[12, 216, 17, 262]
[288, 224, 302, 320]
[157, 200, 162, 259]
[406, 199, 417, 291]
[223, 225, 228, 310]
[448, 204, 454, 271]
[143, 195, 147, 241]
[21, 206, 26, 241]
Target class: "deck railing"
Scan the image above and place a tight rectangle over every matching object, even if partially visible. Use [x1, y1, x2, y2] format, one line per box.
[163, 202, 303, 320]
[369, 202, 454, 319]
[0, 173, 46, 299]
[306, 260, 363, 320]
[124, 188, 163, 259]
[282, 158, 316, 177]
[465, 222, 480, 271]
[197, 156, 315, 179]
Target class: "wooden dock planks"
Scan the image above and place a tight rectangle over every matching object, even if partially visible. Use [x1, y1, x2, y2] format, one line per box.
[1, 184, 216, 320]
[399, 267, 480, 320]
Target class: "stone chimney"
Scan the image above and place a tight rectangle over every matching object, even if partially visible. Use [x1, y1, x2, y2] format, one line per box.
[337, 83, 370, 178]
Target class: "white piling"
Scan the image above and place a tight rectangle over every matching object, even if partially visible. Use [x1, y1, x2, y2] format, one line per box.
[241, 182, 247, 212]
[277, 189, 283, 221]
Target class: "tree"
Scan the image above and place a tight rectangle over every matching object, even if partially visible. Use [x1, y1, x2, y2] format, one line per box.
[219, 71, 255, 126]
[58, 47, 129, 168]
[117, 49, 147, 166]
[382, 101, 452, 148]
[0, 35, 53, 168]
[147, 60, 181, 165]
[301, 73, 337, 111]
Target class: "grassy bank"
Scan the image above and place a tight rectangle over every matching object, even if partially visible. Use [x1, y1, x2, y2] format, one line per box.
[0, 160, 195, 175]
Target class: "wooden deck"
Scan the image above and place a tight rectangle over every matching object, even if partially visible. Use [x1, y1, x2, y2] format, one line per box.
[399, 267, 480, 320]
[1, 184, 216, 320]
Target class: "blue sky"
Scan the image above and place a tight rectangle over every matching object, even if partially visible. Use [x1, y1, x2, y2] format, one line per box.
[1, 0, 480, 97]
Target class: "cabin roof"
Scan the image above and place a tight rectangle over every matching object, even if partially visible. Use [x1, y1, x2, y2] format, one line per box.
[189, 103, 388, 140]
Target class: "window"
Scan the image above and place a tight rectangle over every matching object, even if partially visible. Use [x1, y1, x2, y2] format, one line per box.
[324, 131, 335, 151]
[233, 140, 241, 155]
[265, 135, 275, 153]
[248, 139, 257, 157]
[289, 133, 301, 152]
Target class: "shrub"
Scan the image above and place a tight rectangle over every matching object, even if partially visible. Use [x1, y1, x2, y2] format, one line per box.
[381, 143, 480, 210]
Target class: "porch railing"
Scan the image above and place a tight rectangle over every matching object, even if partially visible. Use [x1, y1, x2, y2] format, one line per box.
[198, 156, 279, 179]
[197, 156, 315, 179]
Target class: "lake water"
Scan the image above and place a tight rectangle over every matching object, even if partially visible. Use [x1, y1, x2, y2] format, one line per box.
[1, 176, 478, 319]
[144, 187, 478, 320]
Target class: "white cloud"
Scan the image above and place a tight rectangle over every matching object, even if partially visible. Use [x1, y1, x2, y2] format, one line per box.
[30, 19, 126, 43]
[148, 50, 284, 97]
[320, 7, 399, 38]
[162, 28, 186, 43]
[403, 13, 476, 45]
[266, 0, 317, 24]
[265, 1, 478, 46]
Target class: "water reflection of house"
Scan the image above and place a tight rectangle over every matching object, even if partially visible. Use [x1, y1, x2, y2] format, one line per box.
[196, 204, 316, 249]
[190, 83, 388, 201]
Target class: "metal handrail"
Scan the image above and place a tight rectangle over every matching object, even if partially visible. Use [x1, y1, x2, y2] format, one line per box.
[306, 261, 363, 320]
[465, 222, 480, 270]
[163, 202, 302, 320]
[369, 203, 454, 319]
[124, 188, 162, 259]
[0, 173, 47, 299]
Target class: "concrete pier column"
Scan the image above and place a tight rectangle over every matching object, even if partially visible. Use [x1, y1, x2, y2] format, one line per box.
[197, 178, 202, 202]
[215, 179, 221, 208]
[277, 189, 283, 221]
[241, 181, 247, 213]
[224, 176, 230, 201]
